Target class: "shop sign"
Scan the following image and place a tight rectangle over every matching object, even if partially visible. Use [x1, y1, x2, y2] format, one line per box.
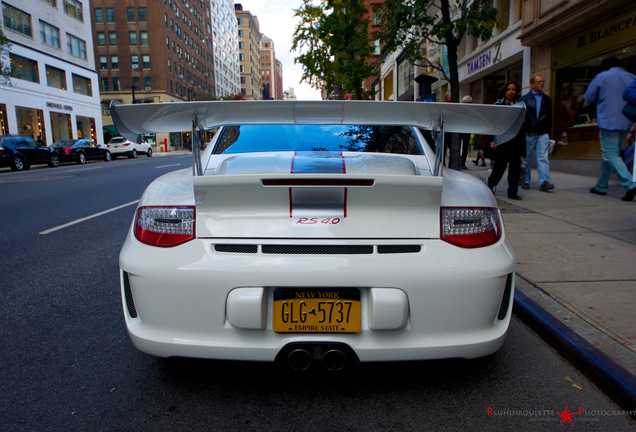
[466, 43, 502, 76]
[553, 9, 636, 68]
[46, 102, 73, 111]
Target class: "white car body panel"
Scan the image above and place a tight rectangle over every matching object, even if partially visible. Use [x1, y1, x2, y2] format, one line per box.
[113, 101, 521, 363]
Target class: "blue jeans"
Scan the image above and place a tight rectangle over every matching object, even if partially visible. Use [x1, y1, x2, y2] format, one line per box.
[525, 134, 551, 186]
[594, 129, 636, 192]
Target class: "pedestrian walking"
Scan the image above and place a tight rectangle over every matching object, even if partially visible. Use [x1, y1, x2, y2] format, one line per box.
[584, 56, 636, 201]
[487, 82, 525, 200]
[520, 73, 555, 191]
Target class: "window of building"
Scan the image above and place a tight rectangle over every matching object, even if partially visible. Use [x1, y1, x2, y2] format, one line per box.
[108, 32, 117, 45]
[131, 55, 139, 69]
[0, 104, 8, 135]
[9, 53, 39, 82]
[63, 0, 82, 21]
[72, 73, 92, 96]
[101, 77, 109, 92]
[99, 56, 108, 70]
[138, 7, 146, 22]
[140, 31, 149, 46]
[129, 31, 137, 45]
[2, 4, 32, 37]
[112, 77, 121, 91]
[238, 30, 243, 37]
[144, 76, 152, 90]
[142, 55, 150, 69]
[96, 32, 106, 46]
[106, 8, 115, 22]
[42, 0, 57, 6]
[239, 42, 244, 49]
[126, 7, 135, 22]
[67, 34, 86, 59]
[95, 8, 103, 23]
[111, 55, 119, 69]
[16, 107, 45, 140]
[40, 21, 60, 48]
[46, 65, 66, 89]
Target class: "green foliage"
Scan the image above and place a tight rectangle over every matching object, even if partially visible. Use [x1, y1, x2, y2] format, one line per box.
[378, 0, 500, 102]
[378, 0, 500, 169]
[292, 0, 377, 99]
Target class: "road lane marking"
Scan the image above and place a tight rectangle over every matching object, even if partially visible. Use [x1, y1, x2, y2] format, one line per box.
[156, 163, 181, 168]
[39, 200, 139, 235]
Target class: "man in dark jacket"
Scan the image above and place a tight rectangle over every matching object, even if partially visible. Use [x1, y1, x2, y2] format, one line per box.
[520, 73, 555, 191]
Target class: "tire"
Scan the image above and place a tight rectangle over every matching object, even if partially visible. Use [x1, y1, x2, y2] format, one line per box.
[77, 152, 87, 164]
[11, 155, 25, 171]
[49, 153, 60, 167]
[128, 149, 138, 159]
[104, 151, 112, 162]
[147, 148, 152, 157]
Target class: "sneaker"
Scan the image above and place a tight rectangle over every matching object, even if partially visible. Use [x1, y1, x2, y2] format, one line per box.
[589, 187, 606, 196]
[461, 164, 468, 170]
[622, 187, 636, 201]
[540, 182, 555, 191]
[521, 183, 530, 189]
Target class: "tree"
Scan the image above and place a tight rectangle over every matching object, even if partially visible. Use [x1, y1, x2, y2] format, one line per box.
[292, 0, 377, 100]
[0, 29, 12, 86]
[378, 0, 500, 168]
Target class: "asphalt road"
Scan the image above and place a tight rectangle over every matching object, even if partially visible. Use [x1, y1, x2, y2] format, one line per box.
[0, 154, 634, 431]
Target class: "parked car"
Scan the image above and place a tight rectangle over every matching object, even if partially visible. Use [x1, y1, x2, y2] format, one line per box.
[0, 134, 60, 171]
[107, 136, 152, 159]
[110, 100, 525, 370]
[50, 139, 111, 164]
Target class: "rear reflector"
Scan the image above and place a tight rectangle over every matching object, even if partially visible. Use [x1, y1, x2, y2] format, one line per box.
[134, 206, 195, 247]
[440, 207, 502, 248]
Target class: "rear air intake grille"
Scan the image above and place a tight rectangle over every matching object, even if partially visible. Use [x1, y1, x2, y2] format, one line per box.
[378, 245, 422, 254]
[497, 273, 513, 320]
[262, 245, 374, 255]
[215, 244, 258, 253]
[122, 271, 138, 319]
[213, 244, 422, 255]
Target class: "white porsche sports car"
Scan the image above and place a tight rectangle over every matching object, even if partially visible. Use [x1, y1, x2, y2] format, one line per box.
[111, 100, 524, 370]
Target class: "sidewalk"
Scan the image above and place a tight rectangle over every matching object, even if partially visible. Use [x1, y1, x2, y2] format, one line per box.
[464, 159, 636, 409]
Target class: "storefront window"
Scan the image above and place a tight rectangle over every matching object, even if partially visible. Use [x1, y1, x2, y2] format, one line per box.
[76, 116, 95, 140]
[10, 54, 39, 83]
[72, 73, 92, 96]
[0, 104, 8, 134]
[552, 48, 636, 159]
[51, 112, 72, 143]
[46, 65, 66, 89]
[16, 107, 45, 140]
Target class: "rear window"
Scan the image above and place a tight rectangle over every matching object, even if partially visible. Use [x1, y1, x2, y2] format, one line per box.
[109, 137, 126, 144]
[213, 125, 422, 155]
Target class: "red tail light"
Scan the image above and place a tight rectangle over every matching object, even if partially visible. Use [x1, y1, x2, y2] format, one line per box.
[440, 207, 502, 248]
[64, 147, 72, 154]
[123, 142, 131, 146]
[134, 206, 195, 247]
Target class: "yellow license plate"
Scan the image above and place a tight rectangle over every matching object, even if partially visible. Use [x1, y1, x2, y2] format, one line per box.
[273, 288, 361, 333]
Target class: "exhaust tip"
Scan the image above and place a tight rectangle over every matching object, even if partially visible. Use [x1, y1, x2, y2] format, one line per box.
[287, 348, 313, 371]
[322, 349, 347, 372]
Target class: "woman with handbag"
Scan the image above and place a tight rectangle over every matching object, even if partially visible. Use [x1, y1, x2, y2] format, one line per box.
[487, 81, 525, 200]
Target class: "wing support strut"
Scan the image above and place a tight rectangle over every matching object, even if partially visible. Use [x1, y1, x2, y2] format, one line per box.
[192, 115, 203, 176]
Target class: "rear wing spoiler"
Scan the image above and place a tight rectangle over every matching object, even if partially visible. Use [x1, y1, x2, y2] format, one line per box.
[110, 100, 525, 175]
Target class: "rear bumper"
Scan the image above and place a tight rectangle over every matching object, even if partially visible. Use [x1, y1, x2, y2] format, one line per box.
[120, 236, 515, 362]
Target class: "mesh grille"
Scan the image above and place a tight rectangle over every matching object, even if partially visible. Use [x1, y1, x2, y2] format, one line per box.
[378, 245, 421, 254]
[262, 245, 374, 255]
[215, 244, 258, 253]
[497, 273, 513, 320]
[122, 271, 137, 319]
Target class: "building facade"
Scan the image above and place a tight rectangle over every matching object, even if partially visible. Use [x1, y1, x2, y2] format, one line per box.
[210, 0, 239, 98]
[90, 0, 216, 148]
[1, 0, 102, 145]
[259, 35, 276, 99]
[235, 3, 261, 100]
[520, 0, 636, 162]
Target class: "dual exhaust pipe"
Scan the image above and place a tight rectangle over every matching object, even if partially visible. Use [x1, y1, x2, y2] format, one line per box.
[278, 343, 356, 372]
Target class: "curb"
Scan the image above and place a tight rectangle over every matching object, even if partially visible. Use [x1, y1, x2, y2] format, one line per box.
[513, 288, 636, 414]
